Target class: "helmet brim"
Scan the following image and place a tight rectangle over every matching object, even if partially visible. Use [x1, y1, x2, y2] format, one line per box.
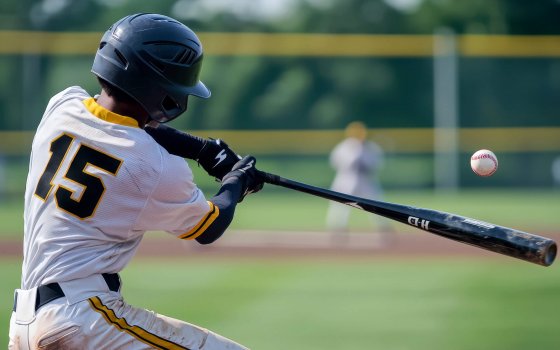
[190, 81, 211, 99]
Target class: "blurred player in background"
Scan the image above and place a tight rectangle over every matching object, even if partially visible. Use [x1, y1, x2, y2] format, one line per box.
[326, 121, 393, 241]
[9, 13, 261, 350]
[552, 156, 560, 188]
[0, 154, 5, 202]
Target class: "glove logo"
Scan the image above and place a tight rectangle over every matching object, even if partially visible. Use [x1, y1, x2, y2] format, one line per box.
[239, 160, 254, 173]
[213, 150, 228, 168]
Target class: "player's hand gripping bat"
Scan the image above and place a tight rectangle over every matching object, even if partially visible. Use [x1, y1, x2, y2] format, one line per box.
[256, 170, 557, 267]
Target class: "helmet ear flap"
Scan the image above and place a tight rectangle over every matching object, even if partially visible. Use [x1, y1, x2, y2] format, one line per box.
[161, 95, 185, 116]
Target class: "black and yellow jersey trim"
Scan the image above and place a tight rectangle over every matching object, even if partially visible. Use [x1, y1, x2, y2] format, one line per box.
[88, 296, 189, 350]
[83, 97, 140, 128]
[178, 201, 220, 240]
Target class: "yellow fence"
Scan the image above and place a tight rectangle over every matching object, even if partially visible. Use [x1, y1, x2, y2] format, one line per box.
[2, 33, 558, 156]
[1, 32, 560, 57]
[2, 127, 559, 156]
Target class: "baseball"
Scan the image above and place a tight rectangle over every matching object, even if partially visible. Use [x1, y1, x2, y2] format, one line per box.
[470, 149, 498, 176]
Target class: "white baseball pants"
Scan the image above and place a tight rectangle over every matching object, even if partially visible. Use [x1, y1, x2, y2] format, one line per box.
[9, 275, 248, 350]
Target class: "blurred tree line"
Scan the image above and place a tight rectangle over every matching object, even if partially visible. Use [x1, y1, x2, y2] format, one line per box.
[2, 0, 560, 131]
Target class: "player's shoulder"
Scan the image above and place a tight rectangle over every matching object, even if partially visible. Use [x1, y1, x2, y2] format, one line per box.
[131, 133, 193, 177]
[158, 147, 193, 175]
[128, 146, 195, 201]
[45, 86, 91, 114]
[335, 137, 359, 150]
[49, 86, 90, 103]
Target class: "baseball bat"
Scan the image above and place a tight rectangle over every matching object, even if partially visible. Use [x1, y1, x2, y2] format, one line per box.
[256, 170, 557, 267]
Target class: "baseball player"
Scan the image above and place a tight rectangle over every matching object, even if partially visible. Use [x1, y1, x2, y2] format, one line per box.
[326, 121, 392, 235]
[9, 13, 262, 350]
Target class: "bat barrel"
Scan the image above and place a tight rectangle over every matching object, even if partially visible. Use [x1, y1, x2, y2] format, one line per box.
[499, 231, 556, 267]
[507, 236, 556, 266]
[438, 227, 557, 267]
[416, 210, 558, 267]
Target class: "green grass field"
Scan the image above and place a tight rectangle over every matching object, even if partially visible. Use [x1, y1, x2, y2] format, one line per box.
[2, 258, 559, 349]
[2, 189, 559, 348]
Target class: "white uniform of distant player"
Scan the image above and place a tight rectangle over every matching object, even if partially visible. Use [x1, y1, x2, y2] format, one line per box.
[326, 122, 388, 233]
[9, 87, 247, 349]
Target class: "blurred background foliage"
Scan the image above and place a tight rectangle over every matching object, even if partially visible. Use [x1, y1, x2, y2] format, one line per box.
[1, 0, 560, 195]
[3, 0, 560, 129]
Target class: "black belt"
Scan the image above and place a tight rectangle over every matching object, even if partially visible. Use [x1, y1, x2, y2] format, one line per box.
[13, 273, 120, 312]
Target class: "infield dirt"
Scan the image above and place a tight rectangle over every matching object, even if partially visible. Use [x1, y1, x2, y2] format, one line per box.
[2, 230, 559, 263]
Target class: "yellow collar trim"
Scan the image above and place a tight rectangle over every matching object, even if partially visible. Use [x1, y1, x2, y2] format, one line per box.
[83, 98, 140, 128]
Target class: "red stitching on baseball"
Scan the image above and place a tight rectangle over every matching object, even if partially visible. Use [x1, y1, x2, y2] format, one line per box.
[472, 152, 497, 176]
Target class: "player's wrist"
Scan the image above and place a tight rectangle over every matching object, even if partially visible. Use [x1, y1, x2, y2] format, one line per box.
[197, 139, 241, 180]
[221, 156, 263, 202]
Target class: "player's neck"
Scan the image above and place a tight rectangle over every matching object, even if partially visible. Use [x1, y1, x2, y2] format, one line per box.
[96, 90, 150, 128]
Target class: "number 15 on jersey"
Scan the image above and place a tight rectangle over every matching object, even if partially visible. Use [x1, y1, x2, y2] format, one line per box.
[34, 133, 123, 219]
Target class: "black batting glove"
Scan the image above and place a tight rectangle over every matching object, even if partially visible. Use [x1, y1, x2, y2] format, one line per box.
[196, 139, 241, 180]
[221, 156, 264, 202]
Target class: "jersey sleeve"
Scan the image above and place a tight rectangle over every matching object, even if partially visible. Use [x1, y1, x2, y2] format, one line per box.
[134, 153, 214, 238]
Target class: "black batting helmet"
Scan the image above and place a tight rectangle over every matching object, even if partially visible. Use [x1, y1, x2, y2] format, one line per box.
[91, 13, 210, 123]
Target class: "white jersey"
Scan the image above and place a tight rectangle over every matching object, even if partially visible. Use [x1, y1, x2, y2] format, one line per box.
[22, 86, 214, 289]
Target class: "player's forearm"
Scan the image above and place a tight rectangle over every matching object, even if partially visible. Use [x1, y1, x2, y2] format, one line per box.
[145, 123, 241, 180]
[195, 179, 244, 244]
[144, 123, 205, 160]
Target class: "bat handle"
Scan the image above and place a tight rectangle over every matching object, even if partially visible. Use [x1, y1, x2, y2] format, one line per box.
[257, 170, 282, 185]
